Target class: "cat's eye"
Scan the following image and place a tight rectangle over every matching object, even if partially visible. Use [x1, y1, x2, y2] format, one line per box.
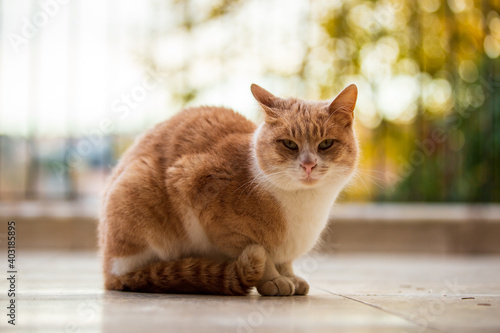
[318, 139, 335, 150]
[282, 139, 298, 150]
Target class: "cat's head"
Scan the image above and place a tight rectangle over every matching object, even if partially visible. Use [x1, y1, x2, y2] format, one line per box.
[252, 84, 359, 191]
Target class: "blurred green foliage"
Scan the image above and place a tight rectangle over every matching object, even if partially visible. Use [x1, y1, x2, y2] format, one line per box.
[150, 0, 500, 202]
[4, 0, 498, 202]
[311, 0, 500, 202]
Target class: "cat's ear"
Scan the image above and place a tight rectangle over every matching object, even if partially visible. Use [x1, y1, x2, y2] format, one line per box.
[328, 84, 358, 128]
[251, 84, 282, 123]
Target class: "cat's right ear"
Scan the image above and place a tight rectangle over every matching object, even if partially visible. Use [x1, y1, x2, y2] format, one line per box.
[251, 84, 281, 123]
[327, 84, 358, 128]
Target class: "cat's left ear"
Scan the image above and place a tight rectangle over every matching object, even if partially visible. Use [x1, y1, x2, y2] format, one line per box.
[251, 84, 283, 123]
[328, 84, 358, 128]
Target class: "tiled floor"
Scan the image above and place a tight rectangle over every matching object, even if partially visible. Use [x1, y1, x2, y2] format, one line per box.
[1, 251, 499, 332]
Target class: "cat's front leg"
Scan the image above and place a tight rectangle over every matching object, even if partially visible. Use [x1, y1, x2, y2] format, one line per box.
[256, 255, 295, 296]
[276, 262, 309, 295]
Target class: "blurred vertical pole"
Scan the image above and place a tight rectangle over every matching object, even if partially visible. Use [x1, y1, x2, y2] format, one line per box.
[297, 0, 312, 94]
[218, 0, 224, 99]
[101, 0, 111, 195]
[105, 0, 115, 178]
[419, 0, 427, 202]
[181, 0, 191, 105]
[137, 1, 147, 132]
[444, 0, 457, 201]
[413, 0, 423, 201]
[490, 1, 500, 202]
[379, 2, 388, 202]
[493, 49, 500, 202]
[64, 0, 78, 200]
[479, 0, 488, 201]
[481, 0, 496, 201]
[26, 0, 40, 200]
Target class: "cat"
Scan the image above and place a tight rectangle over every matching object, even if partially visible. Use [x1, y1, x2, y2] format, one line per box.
[98, 83, 358, 296]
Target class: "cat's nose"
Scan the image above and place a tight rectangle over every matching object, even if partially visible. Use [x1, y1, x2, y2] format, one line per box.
[301, 161, 317, 175]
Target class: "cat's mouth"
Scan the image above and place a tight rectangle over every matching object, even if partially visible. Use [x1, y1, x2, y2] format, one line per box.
[299, 175, 320, 185]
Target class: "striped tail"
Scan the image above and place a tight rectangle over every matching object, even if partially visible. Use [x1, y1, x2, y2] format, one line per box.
[110, 245, 266, 296]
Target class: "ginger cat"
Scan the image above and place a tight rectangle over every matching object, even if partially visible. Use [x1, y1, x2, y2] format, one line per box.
[99, 83, 358, 296]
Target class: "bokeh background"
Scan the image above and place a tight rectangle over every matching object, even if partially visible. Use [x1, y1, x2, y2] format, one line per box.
[1, 0, 499, 204]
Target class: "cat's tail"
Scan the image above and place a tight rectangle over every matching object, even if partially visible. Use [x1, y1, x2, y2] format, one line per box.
[108, 245, 266, 296]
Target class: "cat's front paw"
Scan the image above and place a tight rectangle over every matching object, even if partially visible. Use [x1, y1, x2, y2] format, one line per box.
[257, 277, 295, 296]
[289, 276, 309, 295]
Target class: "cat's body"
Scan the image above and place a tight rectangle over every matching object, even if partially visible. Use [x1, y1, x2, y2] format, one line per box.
[99, 84, 358, 296]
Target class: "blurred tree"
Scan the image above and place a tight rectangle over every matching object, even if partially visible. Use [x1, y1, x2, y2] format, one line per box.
[143, 0, 500, 202]
[308, 0, 500, 202]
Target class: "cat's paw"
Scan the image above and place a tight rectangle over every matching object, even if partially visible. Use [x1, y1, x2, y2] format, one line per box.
[257, 277, 295, 296]
[289, 276, 309, 295]
[237, 244, 266, 286]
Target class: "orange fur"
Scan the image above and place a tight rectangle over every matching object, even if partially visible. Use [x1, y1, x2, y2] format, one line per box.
[99, 84, 358, 296]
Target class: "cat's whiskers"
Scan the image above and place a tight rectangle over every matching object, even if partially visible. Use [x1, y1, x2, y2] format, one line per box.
[243, 174, 281, 199]
[339, 168, 388, 194]
[322, 166, 353, 186]
[234, 175, 264, 202]
[232, 169, 262, 195]
[234, 168, 291, 202]
[352, 172, 370, 193]
[356, 168, 388, 184]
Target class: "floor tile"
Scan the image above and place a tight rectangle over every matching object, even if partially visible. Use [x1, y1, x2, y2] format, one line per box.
[1, 251, 498, 333]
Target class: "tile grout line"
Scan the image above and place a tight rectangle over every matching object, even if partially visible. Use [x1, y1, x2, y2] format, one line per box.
[327, 293, 500, 298]
[315, 285, 448, 333]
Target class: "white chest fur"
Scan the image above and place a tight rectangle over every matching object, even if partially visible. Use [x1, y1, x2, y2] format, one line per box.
[270, 187, 339, 263]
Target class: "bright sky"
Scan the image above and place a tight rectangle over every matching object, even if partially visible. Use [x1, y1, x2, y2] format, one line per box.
[1, 1, 163, 136]
[0, 0, 422, 137]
